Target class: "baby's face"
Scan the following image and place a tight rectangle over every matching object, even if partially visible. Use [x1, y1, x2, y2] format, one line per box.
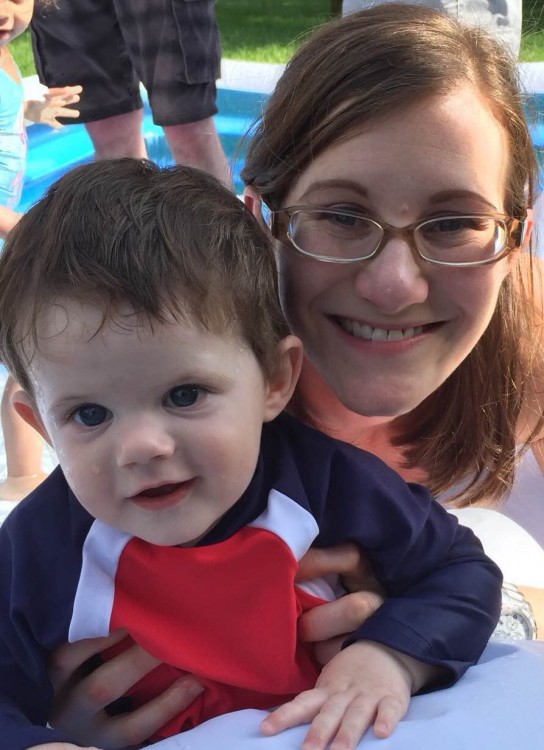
[24, 299, 279, 546]
[0, 0, 34, 48]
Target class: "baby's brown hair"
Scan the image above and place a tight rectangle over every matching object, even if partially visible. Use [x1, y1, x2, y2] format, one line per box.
[0, 159, 290, 394]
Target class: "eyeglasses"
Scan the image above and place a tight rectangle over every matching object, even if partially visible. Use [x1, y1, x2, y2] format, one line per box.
[262, 205, 529, 267]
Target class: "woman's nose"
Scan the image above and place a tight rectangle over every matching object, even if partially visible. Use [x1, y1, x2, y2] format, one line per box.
[116, 419, 176, 467]
[352, 236, 429, 313]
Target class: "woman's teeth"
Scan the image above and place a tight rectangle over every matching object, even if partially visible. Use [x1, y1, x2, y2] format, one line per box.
[339, 319, 424, 341]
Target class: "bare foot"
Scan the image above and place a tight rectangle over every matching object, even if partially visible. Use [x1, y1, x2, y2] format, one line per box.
[0, 472, 48, 502]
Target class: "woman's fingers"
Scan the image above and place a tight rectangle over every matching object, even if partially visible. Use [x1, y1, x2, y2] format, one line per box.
[297, 544, 385, 650]
[312, 636, 345, 667]
[296, 544, 372, 584]
[48, 630, 129, 694]
[49, 636, 203, 748]
[100, 675, 204, 749]
[296, 543, 384, 596]
[51, 641, 161, 721]
[298, 590, 384, 643]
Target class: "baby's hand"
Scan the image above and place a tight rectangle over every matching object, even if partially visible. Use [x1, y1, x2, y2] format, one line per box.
[24, 85, 83, 129]
[28, 743, 100, 750]
[261, 640, 436, 750]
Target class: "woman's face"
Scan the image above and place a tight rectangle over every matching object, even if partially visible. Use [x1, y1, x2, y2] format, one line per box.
[273, 85, 515, 417]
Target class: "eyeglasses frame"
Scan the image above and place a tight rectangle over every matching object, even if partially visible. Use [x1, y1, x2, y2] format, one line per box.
[262, 204, 530, 268]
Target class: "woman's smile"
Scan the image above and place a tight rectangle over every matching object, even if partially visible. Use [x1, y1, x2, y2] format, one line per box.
[335, 317, 431, 343]
[276, 84, 512, 418]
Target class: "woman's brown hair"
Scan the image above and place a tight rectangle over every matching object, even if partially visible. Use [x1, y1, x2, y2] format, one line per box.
[242, 3, 544, 506]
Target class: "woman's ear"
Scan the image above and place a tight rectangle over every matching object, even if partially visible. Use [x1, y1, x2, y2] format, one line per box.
[263, 335, 304, 422]
[11, 390, 52, 446]
[242, 185, 260, 214]
[243, 186, 267, 228]
[521, 208, 534, 250]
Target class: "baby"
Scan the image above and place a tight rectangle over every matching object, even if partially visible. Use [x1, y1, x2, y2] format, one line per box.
[0, 159, 501, 750]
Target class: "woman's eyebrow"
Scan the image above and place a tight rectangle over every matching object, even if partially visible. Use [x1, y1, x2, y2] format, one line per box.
[299, 179, 368, 199]
[428, 190, 498, 210]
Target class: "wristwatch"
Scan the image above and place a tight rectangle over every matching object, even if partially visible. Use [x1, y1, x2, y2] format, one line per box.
[491, 582, 537, 641]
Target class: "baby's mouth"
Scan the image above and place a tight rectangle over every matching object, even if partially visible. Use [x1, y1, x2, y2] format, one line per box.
[138, 482, 186, 498]
[129, 480, 195, 511]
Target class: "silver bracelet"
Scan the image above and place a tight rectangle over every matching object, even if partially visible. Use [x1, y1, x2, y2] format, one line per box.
[491, 582, 537, 641]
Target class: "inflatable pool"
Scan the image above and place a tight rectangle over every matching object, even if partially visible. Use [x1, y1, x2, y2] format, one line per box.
[20, 61, 544, 213]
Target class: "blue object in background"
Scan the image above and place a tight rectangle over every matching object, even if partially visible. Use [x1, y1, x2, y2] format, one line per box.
[19, 88, 264, 212]
[19, 89, 544, 214]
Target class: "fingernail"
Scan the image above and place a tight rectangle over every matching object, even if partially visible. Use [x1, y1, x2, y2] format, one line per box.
[175, 676, 204, 697]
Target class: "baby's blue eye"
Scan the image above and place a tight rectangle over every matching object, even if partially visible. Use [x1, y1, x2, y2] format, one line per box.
[168, 385, 201, 407]
[73, 404, 110, 427]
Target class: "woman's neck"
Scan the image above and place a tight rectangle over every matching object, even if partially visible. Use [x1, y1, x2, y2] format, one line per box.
[293, 358, 424, 481]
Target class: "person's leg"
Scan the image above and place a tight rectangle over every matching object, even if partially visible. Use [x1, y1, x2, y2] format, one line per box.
[85, 111, 146, 160]
[0, 377, 46, 502]
[31, 0, 145, 155]
[163, 119, 230, 185]
[116, 0, 229, 182]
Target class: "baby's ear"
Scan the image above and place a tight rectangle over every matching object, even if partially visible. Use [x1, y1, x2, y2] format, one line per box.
[263, 335, 304, 422]
[11, 390, 52, 446]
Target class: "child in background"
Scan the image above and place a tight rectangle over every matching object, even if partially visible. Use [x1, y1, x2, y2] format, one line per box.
[0, 160, 501, 750]
[0, 0, 81, 503]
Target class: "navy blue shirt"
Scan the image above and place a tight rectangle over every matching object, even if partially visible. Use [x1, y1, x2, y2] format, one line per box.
[0, 413, 502, 749]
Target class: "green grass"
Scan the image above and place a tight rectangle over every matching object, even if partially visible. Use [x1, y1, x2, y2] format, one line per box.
[523, 0, 544, 61]
[10, 32, 35, 76]
[216, 0, 332, 63]
[9, 0, 544, 76]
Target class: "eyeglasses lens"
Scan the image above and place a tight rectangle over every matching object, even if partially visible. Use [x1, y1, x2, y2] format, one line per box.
[288, 210, 508, 265]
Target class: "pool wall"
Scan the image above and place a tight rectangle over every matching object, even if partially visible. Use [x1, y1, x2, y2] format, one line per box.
[20, 60, 544, 213]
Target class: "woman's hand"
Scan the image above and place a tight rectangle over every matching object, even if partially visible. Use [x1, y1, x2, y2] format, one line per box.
[48, 630, 203, 749]
[296, 544, 385, 665]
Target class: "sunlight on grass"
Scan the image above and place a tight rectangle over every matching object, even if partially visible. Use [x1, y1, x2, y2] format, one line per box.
[10, 32, 35, 77]
[523, 0, 544, 61]
[522, 32, 544, 62]
[216, 0, 331, 63]
[9, 1, 544, 77]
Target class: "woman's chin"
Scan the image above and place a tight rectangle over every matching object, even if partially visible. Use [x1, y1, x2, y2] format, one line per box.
[337, 383, 429, 420]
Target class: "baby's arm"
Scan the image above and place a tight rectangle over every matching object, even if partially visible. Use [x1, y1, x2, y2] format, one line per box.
[261, 641, 441, 750]
[24, 86, 82, 129]
[28, 745, 100, 750]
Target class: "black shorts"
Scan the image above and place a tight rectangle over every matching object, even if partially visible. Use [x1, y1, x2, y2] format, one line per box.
[30, 0, 221, 126]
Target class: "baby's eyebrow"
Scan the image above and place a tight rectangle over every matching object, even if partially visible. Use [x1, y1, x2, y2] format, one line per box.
[48, 395, 93, 413]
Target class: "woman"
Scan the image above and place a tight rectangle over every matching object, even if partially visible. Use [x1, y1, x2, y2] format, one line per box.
[40, 5, 544, 747]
